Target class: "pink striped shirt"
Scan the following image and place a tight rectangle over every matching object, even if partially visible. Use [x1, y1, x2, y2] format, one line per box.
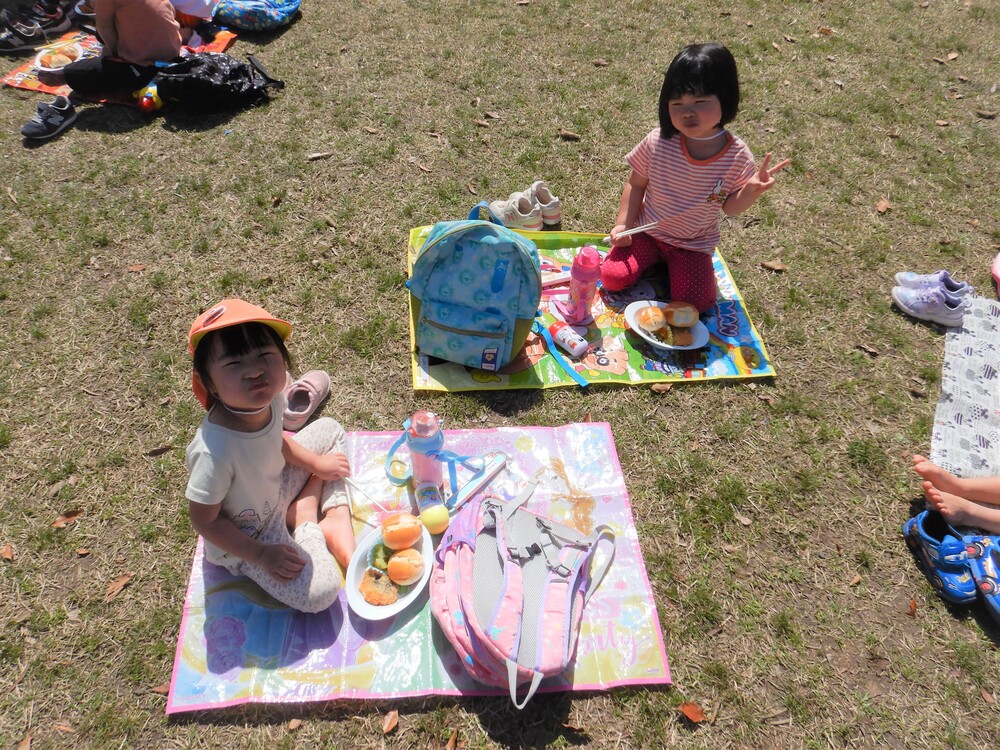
[626, 128, 756, 254]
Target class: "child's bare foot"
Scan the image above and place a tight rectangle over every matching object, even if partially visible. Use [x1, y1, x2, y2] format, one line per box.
[287, 475, 322, 529]
[319, 504, 355, 569]
[913, 454, 965, 495]
[923, 482, 1000, 534]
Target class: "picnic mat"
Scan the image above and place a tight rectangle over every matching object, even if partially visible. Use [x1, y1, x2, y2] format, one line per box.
[166, 422, 671, 714]
[406, 227, 774, 392]
[1, 29, 236, 98]
[930, 295, 1000, 474]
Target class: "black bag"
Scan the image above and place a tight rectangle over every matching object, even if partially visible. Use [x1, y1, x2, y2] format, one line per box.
[154, 52, 284, 109]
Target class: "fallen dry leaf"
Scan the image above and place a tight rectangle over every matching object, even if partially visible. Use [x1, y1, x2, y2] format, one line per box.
[592, 58, 609, 67]
[473, 118, 489, 127]
[975, 110, 998, 119]
[484, 111, 501, 119]
[772, 42, 782, 52]
[947, 51, 959, 60]
[818, 25, 834, 35]
[736, 513, 753, 526]
[875, 197, 893, 213]
[306, 152, 333, 161]
[906, 598, 917, 617]
[52, 509, 83, 529]
[783, 34, 798, 43]
[105, 573, 133, 602]
[678, 701, 708, 723]
[53, 722, 74, 733]
[271, 195, 282, 207]
[558, 128, 581, 141]
[17, 733, 30, 750]
[363, 126, 381, 134]
[651, 382, 673, 393]
[151, 683, 170, 694]
[128, 264, 146, 272]
[382, 710, 398, 734]
[1, 544, 13, 561]
[75, 548, 90, 557]
[583, 411, 593, 422]
[445, 728, 459, 750]
[145, 445, 172, 457]
[850, 574, 862, 586]
[288, 718, 302, 731]
[761, 259, 788, 272]
[466, 182, 477, 195]
[982, 688, 995, 705]
[6, 186, 16, 204]
[855, 344, 880, 357]
[935, 120, 949, 127]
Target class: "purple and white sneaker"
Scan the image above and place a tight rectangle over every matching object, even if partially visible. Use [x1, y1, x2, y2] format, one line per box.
[894, 270, 973, 296]
[891, 285, 971, 327]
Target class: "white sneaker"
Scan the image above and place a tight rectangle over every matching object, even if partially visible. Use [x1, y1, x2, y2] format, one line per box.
[894, 270, 973, 296]
[489, 192, 543, 231]
[527, 180, 561, 227]
[891, 285, 970, 327]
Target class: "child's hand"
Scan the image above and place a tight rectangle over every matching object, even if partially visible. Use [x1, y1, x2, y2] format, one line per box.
[609, 224, 633, 247]
[257, 543, 306, 581]
[744, 153, 791, 195]
[312, 452, 351, 481]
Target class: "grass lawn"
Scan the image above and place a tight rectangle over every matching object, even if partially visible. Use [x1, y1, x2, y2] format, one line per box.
[1, 0, 999, 747]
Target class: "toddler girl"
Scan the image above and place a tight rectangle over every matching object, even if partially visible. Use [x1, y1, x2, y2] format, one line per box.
[604, 42, 790, 312]
[184, 299, 355, 613]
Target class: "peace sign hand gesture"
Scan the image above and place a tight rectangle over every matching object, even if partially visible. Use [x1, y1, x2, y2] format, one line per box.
[745, 153, 791, 196]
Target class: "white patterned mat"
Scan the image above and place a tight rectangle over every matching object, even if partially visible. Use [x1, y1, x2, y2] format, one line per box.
[931, 296, 1000, 476]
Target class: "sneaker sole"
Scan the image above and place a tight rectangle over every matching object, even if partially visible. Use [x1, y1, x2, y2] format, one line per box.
[23, 107, 77, 140]
[891, 287, 965, 327]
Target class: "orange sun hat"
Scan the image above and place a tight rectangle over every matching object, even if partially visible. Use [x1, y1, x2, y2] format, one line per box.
[188, 299, 291, 356]
[188, 299, 292, 408]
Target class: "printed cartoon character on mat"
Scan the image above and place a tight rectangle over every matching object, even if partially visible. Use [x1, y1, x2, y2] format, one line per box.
[577, 335, 629, 376]
[498, 332, 547, 376]
[706, 332, 761, 376]
[601, 280, 659, 312]
[640, 349, 706, 377]
[535, 458, 596, 535]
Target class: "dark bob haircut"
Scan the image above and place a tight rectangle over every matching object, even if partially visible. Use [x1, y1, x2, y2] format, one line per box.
[193, 321, 291, 394]
[658, 42, 741, 139]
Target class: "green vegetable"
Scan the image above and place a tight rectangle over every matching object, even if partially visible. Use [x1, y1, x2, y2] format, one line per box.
[371, 543, 391, 570]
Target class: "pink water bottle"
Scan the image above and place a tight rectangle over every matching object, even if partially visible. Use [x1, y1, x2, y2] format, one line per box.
[555, 245, 601, 324]
[407, 410, 444, 487]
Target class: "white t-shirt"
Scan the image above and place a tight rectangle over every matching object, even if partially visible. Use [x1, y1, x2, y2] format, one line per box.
[185, 393, 286, 571]
[626, 128, 757, 254]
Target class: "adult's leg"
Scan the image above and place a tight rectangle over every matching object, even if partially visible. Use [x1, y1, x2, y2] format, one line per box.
[663, 245, 717, 313]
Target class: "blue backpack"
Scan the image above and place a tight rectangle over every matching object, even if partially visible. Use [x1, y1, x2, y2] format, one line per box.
[409, 204, 542, 372]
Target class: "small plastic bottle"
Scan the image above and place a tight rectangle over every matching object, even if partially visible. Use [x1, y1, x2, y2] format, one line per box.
[548, 321, 589, 358]
[556, 245, 602, 324]
[415, 482, 450, 534]
[133, 83, 162, 113]
[407, 410, 443, 488]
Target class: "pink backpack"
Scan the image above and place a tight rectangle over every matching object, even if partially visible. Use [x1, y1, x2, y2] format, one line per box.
[429, 480, 615, 708]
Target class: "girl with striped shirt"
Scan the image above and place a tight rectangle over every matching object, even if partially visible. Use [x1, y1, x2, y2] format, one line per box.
[604, 42, 790, 312]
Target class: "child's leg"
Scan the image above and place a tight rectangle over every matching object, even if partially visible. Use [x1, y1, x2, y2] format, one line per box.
[914, 453, 1000, 505]
[924, 482, 1000, 534]
[289, 418, 356, 567]
[663, 245, 717, 313]
[238, 475, 342, 613]
[600, 233, 663, 292]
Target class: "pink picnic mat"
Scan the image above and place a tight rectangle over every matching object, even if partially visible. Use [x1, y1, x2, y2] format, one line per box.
[166, 422, 671, 713]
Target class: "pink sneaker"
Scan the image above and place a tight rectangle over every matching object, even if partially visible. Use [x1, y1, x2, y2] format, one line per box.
[282, 370, 330, 431]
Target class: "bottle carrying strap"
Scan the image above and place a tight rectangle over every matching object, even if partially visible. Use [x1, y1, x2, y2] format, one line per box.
[533, 320, 589, 388]
[383, 425, 412, 486]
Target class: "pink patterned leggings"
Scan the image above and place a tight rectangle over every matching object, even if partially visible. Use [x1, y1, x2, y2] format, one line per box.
[600, 233, 717, 312]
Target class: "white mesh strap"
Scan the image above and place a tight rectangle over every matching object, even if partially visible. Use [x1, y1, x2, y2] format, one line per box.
[507, 660, 544, 710]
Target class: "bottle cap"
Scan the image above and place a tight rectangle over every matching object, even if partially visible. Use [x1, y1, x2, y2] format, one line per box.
[572, 246, 602, 280]
[410, 410, 439, 437]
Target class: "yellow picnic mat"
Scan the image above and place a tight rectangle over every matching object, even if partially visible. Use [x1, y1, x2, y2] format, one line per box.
[407, 226, 775, 391]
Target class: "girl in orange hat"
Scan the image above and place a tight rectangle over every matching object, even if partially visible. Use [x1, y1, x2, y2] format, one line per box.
[184, 299, 355, 613]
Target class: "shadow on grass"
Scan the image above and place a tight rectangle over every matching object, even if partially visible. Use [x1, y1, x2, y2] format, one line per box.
[167, 688, 669, 747]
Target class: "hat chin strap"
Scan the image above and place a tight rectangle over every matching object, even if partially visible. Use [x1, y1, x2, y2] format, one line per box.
[215, 397, 272, 416]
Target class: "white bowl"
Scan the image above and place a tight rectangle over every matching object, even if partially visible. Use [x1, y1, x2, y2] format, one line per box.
[33, 43, 84, 72]
[345, 525, 433, 621]
[624, 300, 710, 351]
[73, 0, 95, 16]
